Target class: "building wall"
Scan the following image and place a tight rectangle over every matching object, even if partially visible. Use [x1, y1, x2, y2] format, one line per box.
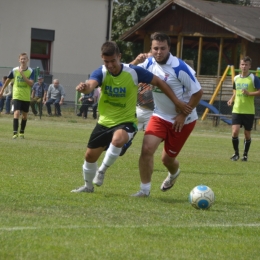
[0, 0, 112, 101]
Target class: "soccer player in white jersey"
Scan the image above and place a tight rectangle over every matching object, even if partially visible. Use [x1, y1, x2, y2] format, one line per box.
[131, 32, 203, 197]
[71, 41, 192, 193]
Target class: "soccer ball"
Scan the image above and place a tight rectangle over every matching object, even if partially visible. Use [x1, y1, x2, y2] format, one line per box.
[189, 185, 215, 210]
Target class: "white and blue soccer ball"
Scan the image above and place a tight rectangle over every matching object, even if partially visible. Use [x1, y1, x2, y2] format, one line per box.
[189, 185, 215, 210]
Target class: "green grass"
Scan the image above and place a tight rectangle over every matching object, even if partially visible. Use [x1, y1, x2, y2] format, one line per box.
[1, 111, 260, 260]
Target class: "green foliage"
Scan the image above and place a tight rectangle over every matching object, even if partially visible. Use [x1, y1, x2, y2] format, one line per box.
[0, 111, 260, 259]
[112, 0, 165, 62]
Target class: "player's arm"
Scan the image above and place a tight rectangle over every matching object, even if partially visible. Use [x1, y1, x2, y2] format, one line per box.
[76, 79, 98, 94]
[0, 78, 12, 97]
[172, 88, 203, 132]
[150, 75, 192, 115]
[130, 53, 149, 65]
[186, 89, 203, 109]
[227, 82, 236, 106]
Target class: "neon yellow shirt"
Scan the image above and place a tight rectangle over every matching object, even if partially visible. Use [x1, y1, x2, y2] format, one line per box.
[233, 74, 259, 114]
[8, 66, 34, 101]
[90, 64, 153, 128]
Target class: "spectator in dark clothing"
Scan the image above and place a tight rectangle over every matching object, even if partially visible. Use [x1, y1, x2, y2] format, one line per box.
[77, 91, 94, 119]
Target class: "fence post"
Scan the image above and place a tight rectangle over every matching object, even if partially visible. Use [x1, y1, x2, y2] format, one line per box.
[201, 65, 230, 121]
[34, 67, 40, 81]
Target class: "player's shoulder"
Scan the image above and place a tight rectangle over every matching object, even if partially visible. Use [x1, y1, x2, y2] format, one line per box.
[27, 66, 33, 72]
[126, 63, 144, 72]
[234, 74, 240, 81]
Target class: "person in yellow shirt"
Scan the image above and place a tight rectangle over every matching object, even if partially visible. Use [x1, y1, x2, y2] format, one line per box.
[0, 53, 34, 139]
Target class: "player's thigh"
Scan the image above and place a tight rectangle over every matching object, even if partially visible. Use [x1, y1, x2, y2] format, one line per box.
[88, 124, 113, 149]
[21, 101, 30, 113]
[164, 121, 196, 157]
[112, 129, 129, 146]
[243, 114, 254, 131]
[13, 99, 22, 111]
[112, 122, 137, 146]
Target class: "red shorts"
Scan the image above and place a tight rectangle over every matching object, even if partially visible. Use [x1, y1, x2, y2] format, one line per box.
[145, 116, 196, 157]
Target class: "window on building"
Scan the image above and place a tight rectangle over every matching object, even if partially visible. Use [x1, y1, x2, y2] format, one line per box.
[30, 40, 51, 73]
[30, 28, 55, 74]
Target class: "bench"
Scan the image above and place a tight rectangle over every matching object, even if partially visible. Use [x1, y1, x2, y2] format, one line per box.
[207, 113, 260, 130]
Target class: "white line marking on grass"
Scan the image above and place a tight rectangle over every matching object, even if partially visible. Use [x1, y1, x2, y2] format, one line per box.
[1, 223, 260, 231]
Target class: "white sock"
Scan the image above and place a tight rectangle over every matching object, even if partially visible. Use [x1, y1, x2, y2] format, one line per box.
[82, 161, 97, 189]
[99, 143, 122, 173]
[140, 182, 151, 195]
[169, 168, 180, 179]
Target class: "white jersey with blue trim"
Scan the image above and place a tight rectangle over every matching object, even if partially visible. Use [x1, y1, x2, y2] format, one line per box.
[138, 54, 201, 124]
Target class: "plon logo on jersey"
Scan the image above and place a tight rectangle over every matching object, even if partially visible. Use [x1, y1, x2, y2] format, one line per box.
[104, 85, 126, 97]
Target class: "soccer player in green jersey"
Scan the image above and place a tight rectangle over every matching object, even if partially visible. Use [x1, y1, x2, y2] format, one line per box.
[227, 56, 260, 161]
[0, 53, 34, 139]
[71, 41, 192, 193]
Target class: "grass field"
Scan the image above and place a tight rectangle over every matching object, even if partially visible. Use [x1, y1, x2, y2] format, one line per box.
[1, 110, 260, 260]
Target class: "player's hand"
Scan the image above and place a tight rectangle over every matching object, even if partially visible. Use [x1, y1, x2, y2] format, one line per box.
[134, 53, 151, 64]
[176, 101, 192, 115]
[227, 99, 232, 106]
[76, 82, 88, 93]
[18, 67, 24, 75]
[242, 89, 249, 96]
[172, 113, 187, 132]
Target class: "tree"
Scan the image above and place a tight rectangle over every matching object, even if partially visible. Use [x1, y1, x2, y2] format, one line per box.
[112, 0, 165, 62]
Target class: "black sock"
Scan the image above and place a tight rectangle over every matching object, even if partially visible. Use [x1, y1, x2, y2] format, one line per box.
[232, 137, 239, 155]
[13, 118, 19, 135]
[243, 139, 251, 157]
[20, 119, 27, 134]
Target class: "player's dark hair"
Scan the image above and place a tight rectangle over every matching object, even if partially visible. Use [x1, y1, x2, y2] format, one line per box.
[101, 41, 120, 56]
[242, 56, 252, 64]
[150, 32, 171, 47]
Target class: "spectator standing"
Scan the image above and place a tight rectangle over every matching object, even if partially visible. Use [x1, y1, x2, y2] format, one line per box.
[227, 56, 260, 161]
[44, 79, 65, 116]
[0, 76, 12, 114]
[0, 53, 34, 139]
[30, 76, 48, 116]
[131, 32, 203, 197]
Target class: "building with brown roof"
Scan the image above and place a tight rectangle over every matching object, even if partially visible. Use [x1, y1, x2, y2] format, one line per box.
[121, 0, 260, 77]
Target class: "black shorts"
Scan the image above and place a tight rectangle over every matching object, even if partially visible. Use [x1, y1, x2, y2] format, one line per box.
[87, 122, 137, 150]
[13, 99, 30, 113]
[232, 113, 254, 131]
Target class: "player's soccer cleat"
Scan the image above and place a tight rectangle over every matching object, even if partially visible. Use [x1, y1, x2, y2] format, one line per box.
[93, 171, 105, 186]
[12, 134, 18, 139]
[241, 156, 248, 162]
[131, 190, 150, 197]
[119, 141, 132, 156]
[71, 185, 94, 193]
[230, 154, 239, 161]
[19, 133, 25, 139]
[160, 169, 181, 192]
